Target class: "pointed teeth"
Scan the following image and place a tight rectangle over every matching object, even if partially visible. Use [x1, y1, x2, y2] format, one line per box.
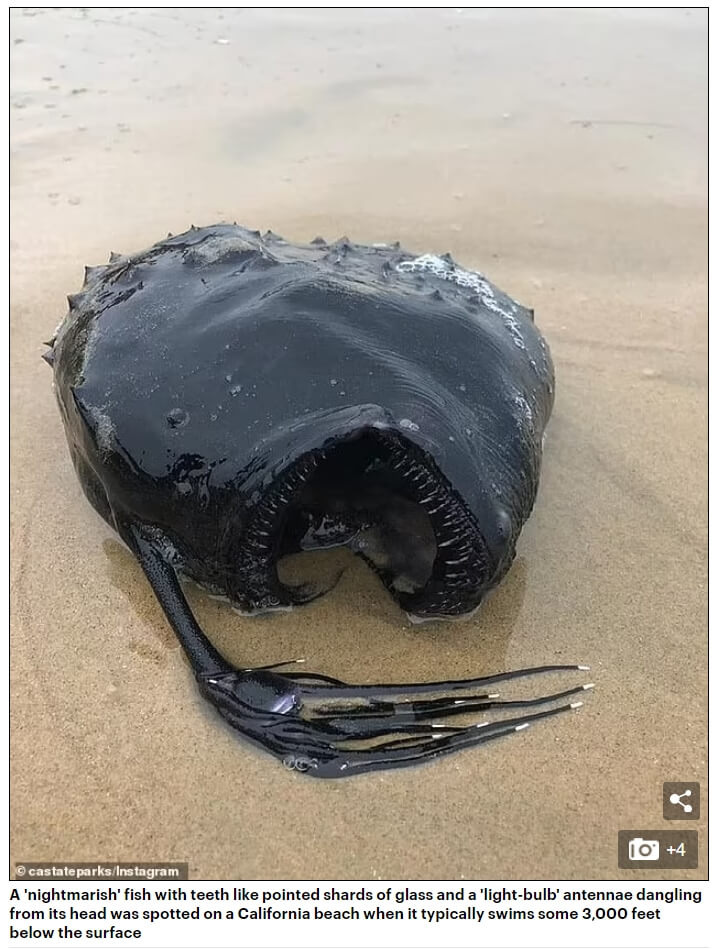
[109, 251, 123, 263]
[67, 292, 83, 310]
[42, 337, 55, 348]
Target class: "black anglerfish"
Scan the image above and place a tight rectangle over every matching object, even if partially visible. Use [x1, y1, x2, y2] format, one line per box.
[45, 224, 591, 778]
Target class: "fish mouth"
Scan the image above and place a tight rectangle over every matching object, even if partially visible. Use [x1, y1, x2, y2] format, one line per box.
[237, 427, 494, 619]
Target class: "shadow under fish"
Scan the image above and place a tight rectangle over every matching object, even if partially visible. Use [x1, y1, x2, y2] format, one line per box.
[45, 224, 592, 778]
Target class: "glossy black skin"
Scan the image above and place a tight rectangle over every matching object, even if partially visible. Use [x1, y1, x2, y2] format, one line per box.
[46, 225, 583, 779]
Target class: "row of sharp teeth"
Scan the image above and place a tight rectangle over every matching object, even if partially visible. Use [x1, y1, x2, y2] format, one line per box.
[238, 454, 323, 607]
[373, 437, 490, 613]
[236, 433, 490, 615]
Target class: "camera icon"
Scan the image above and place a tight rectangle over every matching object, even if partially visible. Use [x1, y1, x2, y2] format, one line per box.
[628, 837, 660, 861]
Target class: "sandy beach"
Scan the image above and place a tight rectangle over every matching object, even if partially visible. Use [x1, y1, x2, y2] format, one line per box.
[10, 8, 707, 880]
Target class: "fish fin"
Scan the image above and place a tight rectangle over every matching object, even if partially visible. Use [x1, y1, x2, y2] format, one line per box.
[124, 523, 232, 677]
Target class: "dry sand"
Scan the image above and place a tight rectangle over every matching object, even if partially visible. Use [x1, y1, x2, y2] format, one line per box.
[10, 8, 707, 880]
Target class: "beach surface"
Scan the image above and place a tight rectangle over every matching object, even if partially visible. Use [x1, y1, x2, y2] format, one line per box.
[10, 8, 707, 879]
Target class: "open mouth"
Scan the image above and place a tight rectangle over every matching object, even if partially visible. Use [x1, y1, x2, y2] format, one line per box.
[237, 428, 494, 619]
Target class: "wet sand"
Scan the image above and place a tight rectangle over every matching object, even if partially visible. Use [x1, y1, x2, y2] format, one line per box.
[10, 8, 707, 879]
